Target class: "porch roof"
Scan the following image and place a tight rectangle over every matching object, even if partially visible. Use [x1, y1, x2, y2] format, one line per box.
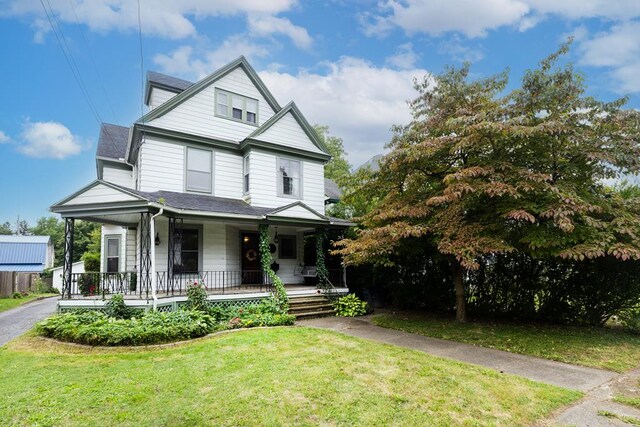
[50, 180, 355, 227]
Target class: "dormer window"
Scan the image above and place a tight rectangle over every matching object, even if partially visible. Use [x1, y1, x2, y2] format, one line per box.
[216, 89, 258, 125]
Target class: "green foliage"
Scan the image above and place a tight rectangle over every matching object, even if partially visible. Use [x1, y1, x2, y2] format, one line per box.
[259, 224, 288, 311]
[12, 292, 23, 299]
[36, 310, 216, 346]
[209, 299, 294, 328]
[77, 273, 99, 296]
[315, 229, 329, 286]
[34, 278, 58, 294]
[618, 306, 640, 334]
[333, 294, 368, 317]
[314, 125, 351, 184]
[185, 281, 208, 312]
[29, 217, 101, 267]
[105, 294, 136, 319]
[0, 221, 12, 235]
[82, 252, 100, 272]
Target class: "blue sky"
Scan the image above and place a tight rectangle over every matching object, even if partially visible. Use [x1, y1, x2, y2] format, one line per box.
[1, 0, 639, 226]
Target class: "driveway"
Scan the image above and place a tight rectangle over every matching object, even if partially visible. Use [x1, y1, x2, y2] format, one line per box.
[0, 296, 59, 346]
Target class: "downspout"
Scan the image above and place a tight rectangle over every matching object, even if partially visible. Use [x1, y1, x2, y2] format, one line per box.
[150, 208, 163, 310]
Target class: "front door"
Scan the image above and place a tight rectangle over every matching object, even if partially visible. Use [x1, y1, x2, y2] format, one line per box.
[241, 232, 261, 284]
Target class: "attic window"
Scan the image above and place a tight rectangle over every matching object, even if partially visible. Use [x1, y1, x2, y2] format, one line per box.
[216, 89, 258, 125]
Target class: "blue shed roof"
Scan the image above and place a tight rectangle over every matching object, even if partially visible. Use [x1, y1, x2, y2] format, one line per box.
[0, 236, 51, 273]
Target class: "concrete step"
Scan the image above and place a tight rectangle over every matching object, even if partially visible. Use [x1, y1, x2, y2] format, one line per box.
[289, 303, 334, 313]
[294, 309, 336, 320]
[289, 296, 330, 305]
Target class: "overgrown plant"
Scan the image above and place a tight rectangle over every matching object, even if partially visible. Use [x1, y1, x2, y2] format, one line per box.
[105, 294, 136, 319]
[333, 294, 368, 317]
[259, 224, 288, 311]
[185, 281, 208, 312]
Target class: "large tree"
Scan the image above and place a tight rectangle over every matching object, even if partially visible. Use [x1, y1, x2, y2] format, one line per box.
[30, 216, 101, 267]
[335, 43, 640, 321]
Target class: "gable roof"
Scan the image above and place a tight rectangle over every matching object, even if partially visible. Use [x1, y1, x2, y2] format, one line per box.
[96, 123, 130, 161]
[246, 101, 329, 155]
[0, 235, 51, 273]
[138, 56, 281, 125]
[144, 71, 193, 105]
[324, 178, 342, 200]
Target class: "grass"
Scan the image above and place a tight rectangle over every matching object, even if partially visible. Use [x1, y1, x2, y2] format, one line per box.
[599, 410, 640, 426]
[0, 293, 57, 313]
[0, 327, 580, 426]
[372, 312, 640, 372]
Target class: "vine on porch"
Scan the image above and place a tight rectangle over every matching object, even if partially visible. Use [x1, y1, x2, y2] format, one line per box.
[315, 228, 336, 299]
[259, 224, 289, 311]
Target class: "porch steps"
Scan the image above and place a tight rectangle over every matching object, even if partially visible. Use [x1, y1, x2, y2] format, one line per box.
[288, 295, 335, 320]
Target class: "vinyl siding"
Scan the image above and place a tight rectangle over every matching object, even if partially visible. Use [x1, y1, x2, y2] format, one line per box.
[202, 222, 226, 271]
[248, 149, 325, 213]
[225, 225, 241, 272]
[215, 151, 243, 199]
[100, 225, 127, 272]
[253, 112, 323, 154]
[149, 88, 177, 110]
[103, 166, 133, 188]
[149, 67, 276, 141]
[138, 137, 184, 193]
[126, 228, 136, 271]
[64, 183, 139, 205]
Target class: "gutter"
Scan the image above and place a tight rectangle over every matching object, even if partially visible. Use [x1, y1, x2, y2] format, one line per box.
[149, 208, 163, 310]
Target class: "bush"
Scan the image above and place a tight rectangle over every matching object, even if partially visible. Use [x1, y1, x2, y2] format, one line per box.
[334, 294, 368, 317]
[185, 281, 208, 312]
[82, 252, 100, 272]
[12, 292, 23, 299]
[209, 300, 295, 328]
[34, 278, 58, 294]
[105, 294, 136, 320]
[618, 306, 640, 334]
[36, 309, 217, 346]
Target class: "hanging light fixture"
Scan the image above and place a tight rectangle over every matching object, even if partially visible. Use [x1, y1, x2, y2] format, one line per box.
[274, 227, 279, 244]
[155, 232, 161, 246]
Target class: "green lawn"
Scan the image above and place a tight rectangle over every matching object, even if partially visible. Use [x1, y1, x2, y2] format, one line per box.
[0, 294, 57, 313]
[372, 313, 640, 372]
[0, 327, 580, 426]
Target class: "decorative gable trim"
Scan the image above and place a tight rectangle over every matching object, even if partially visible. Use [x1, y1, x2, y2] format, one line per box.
[267, 201, 328, 221]
[137, 56, 281, 125]
[247, 102, 330, 155]
[51, 180, 147, 209]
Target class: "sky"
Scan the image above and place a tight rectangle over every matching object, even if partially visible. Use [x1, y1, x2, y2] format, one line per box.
[0, 0, 639, 226]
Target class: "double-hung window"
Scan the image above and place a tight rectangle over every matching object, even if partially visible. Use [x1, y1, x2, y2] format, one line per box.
[243, 155, 250, 194]
[277, 157, 301, 198]
[105, 236, 120, 273]
[173, 228, 200, 274]
[186, 147, 212, 193]
[216, 89, 258, 125]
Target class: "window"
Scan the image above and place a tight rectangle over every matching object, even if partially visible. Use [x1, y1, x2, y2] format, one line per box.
[173, 228, 200, 274]
[216, 89, 258, 125]
[278, 235, 297, 259]
[105, 236, 120, 273]
[186, 147, 212, 193]
[243, 155, 250, 194]
[277, 157, 301, 198]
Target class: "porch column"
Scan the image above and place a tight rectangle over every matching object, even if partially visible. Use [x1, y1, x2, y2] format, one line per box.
[167, 217, 183, 296]
[139, 212, 152, 299]
[62, 217, 75, 299]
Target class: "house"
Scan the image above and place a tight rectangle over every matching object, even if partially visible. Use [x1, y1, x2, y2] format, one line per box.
[0, 235, 54, 296]
[50, 56, 351, 308]
[51, 261, 84, 294]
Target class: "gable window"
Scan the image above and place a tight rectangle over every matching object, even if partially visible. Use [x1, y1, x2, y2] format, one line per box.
[216, 89, 258, 125]
[105, 236, 120, 273]
[173, 228, 200, 274]
[278, 235, 297, 259]
[243, 155, 250, 194]
[277, 157, 301, 198]
[186, 147, 212, 193]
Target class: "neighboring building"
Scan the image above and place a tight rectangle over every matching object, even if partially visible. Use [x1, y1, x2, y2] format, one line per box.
[0, 235, 54, 296]
[51, 261, 84, 293]
[51, 56, 351, 302]
[357, 154, 384, 172]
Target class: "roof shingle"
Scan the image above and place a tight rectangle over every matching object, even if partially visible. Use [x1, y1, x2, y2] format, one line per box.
[96, 123, 129, 160]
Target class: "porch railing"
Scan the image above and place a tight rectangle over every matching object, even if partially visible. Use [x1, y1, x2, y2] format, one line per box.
[156, 270, 272, 295]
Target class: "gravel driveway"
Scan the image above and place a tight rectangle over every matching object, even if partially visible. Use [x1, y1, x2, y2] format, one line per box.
[0, 297, 58, 346]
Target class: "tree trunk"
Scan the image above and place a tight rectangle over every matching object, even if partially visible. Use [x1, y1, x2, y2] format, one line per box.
[452, 259, 466, 322]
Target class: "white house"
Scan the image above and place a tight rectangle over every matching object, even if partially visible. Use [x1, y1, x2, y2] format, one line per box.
[51, 57, 351, 302]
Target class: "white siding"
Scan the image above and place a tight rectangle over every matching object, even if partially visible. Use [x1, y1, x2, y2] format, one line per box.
[215, 151, 243, 199]
[126, 228, 136, 271]
[138, 137, 184, 193]
[248, 149, 325, 213]
[254, 112, 323, 154]
[149, 88, 178, 110]
[225, 225, 241, 272]
[202, 222, 226, 271]
[63, 183, 139, 206]
[103, 166, 133, 188]
[149, 67, 276, 141]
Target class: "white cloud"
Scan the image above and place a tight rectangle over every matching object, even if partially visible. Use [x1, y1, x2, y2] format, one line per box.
[4, 0, 299, 40]
[0, 131, 10, 144]
[385, 43, 419, 69]
[260, 57, 430, 167]
[247, 14, 313, 49]
[579, 21, 640, 93]
[363, 0, 640, 38]
[154, 36, 271, 79]
[18, 120, 87, 159]
[438, 36, 484, 63]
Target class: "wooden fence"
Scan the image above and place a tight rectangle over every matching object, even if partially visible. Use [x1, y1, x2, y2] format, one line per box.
[0, 272, 39, 297]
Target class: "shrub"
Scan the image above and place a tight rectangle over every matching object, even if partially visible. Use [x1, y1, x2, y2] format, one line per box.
[185, 281, 208, 312]
[36, 309, 216, 346]
[105, 294, 136, 320]
[34, 278, 58, 294]
[12, 292, 23, 299]
[334, 294, 368, 317]
[82, 252, 100, 272]
[618, 306, 640, 334]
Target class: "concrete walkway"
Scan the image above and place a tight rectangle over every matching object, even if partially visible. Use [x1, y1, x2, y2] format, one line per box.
[299, 315, 616, 392]
[0, 296, 59, 347]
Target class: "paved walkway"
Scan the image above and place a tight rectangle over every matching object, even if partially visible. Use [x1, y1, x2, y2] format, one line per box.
[0, 297, 59, 347]
[299, 315, 616, 392]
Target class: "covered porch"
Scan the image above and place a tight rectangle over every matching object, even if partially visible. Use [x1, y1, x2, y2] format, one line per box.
[50, 180, 352, 303]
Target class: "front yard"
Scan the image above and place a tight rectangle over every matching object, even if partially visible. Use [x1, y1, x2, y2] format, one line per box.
[373, 312, 640, 372]
[0, 327, 580, 426]
[0, 293, 57, 313]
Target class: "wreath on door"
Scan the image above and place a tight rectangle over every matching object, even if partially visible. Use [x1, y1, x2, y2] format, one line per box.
[245, 249, 258, 262]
